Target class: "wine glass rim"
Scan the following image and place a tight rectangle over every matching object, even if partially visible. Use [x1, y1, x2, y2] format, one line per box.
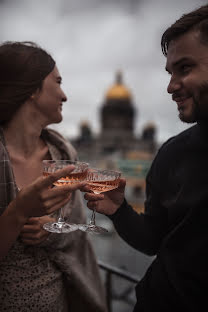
[42, 159, 89, 165]
[89, 168, 121, 175]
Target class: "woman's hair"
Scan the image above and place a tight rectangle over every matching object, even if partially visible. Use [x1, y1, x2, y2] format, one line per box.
[0, 41, 55, 125]
[161, 5, 208, 56]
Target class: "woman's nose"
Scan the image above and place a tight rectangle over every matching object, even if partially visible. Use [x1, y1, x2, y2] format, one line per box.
[61, 90, 67, 102]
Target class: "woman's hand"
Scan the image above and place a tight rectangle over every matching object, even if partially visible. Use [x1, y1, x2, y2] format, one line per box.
[11, 165, 85, 221]
[83, 178, 126, 215]
[20, 215, 55, 245]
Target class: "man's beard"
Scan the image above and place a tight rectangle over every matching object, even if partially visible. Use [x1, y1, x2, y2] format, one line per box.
[194, 81, 208, 123]
[179, 81, 208, 123]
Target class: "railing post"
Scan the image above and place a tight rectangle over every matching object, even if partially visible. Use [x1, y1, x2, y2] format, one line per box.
[98, 260, 141, 312]
[106, 270, 112, 312]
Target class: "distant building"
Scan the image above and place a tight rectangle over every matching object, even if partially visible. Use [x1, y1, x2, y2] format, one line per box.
[71, 71, 158, 212]
[73, 71, 157, 158]
[99, 70, 136, 154]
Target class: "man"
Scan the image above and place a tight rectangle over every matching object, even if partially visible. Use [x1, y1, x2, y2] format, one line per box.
[84, 5, 208, 311]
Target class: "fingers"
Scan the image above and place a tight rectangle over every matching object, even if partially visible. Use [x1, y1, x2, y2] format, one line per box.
[40, 181, 86, 201]
[20, 216, 52, 245]
[41, 192, 71, 215]
[20, 226, 48, 244]
[21, 217, 44, 233]
[46, 195, 71, 214]
[42, 192, 71, 209]
[21, 224, 39, 233]
[80, 184, 91, 192]
[84, 192, 104, 201]
[118, 178, 126, 191]
[87, 200, 99, 210]
[38, 165, 76, 188]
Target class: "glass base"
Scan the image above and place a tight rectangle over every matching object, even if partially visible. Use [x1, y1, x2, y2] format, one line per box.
[78, 224, 108, 234]
[43, 221, 78, 233]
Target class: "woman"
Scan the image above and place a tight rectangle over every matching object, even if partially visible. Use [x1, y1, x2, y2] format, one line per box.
[0, 41, 107, 312]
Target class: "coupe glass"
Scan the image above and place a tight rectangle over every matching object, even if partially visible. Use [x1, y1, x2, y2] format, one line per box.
[42, 160, 89, 233]
[78, 168, 121, 234]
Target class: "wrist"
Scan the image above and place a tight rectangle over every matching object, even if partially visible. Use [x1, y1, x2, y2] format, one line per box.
[107, 198, 126, 220]
[6, 200, 29, 227]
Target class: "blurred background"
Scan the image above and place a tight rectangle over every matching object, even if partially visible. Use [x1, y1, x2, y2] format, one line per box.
[1, 0, 207, 310]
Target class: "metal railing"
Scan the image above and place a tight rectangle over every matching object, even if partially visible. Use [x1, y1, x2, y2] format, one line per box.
[98, 260, 141, 312]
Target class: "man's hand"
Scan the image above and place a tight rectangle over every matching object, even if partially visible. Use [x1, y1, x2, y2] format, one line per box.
[20, 216, 55, 245]
[83, 178, 126, 215]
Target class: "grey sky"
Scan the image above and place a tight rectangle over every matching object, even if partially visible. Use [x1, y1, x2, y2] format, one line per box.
[0, 0, 207, 143]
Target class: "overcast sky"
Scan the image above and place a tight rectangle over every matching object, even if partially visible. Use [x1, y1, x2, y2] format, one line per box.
[0, 0, 207, 144]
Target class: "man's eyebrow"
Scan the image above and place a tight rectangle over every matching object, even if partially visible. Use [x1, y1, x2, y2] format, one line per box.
[165, 57, 191, 73]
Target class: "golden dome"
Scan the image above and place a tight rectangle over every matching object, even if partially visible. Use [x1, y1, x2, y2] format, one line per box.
[106, 71, 132, 100]
[80, 120, 89, 128]
[143, 122, 156, 130]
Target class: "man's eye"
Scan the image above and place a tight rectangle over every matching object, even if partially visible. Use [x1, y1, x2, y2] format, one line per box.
[181, 64, 191, 73]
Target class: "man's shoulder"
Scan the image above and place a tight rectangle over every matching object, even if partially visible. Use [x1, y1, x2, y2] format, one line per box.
[150, 125, 197, 172]
[159, 124, 197, 152]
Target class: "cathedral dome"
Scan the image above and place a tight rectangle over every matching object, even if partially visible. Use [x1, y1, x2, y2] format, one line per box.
[101, 70, 135, 138]
[106, 71, 132, 100]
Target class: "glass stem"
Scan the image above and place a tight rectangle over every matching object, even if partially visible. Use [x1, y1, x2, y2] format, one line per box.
[57, 207, 65, 223]
[89, 208, 96, 226]
[89, 191, 100, 226]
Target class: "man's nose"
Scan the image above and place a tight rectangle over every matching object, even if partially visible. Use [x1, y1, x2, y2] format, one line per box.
[167, 75, 181, 94]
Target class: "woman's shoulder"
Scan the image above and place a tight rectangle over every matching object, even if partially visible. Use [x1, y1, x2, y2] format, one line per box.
[42, 127, 78, 160]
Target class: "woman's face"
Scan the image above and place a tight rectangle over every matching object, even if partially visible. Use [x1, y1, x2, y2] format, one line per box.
[33, 65, 67, 125]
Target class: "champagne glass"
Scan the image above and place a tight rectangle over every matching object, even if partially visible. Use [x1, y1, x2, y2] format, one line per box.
[79, 168, 121, 234]
[42, 160, 89, 233]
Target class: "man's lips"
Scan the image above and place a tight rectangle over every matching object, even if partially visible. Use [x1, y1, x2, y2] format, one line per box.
[172, 95, 191, 106]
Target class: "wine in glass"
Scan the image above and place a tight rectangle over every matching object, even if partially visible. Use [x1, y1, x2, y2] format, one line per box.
[79, 169, 121, 234]
[42, 160, 89, 233]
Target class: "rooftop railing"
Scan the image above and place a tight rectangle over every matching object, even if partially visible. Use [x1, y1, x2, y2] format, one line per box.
[98, 260, 141, 312]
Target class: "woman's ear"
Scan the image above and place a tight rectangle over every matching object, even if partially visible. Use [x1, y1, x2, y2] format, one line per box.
[30, 89, 40, 101]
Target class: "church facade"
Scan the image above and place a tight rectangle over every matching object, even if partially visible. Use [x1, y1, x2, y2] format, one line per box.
[73, 71, 157, 160]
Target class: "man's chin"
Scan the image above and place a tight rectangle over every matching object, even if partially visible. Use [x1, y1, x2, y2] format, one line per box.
[178, 112, 196, 124]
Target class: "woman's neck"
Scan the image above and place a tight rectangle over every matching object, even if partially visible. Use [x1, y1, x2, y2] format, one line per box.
[3, 118, 45, 159]
[2, 97, 49, 159]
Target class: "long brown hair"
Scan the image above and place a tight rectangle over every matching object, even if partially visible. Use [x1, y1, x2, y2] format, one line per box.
[0, 41, 55, 125]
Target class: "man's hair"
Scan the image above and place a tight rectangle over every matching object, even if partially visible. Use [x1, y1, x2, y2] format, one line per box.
[161, 5, 208, 56]
[0, 41, 55, 125]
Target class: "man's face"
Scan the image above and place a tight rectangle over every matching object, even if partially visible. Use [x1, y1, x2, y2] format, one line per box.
[166, 31, 208, 123]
